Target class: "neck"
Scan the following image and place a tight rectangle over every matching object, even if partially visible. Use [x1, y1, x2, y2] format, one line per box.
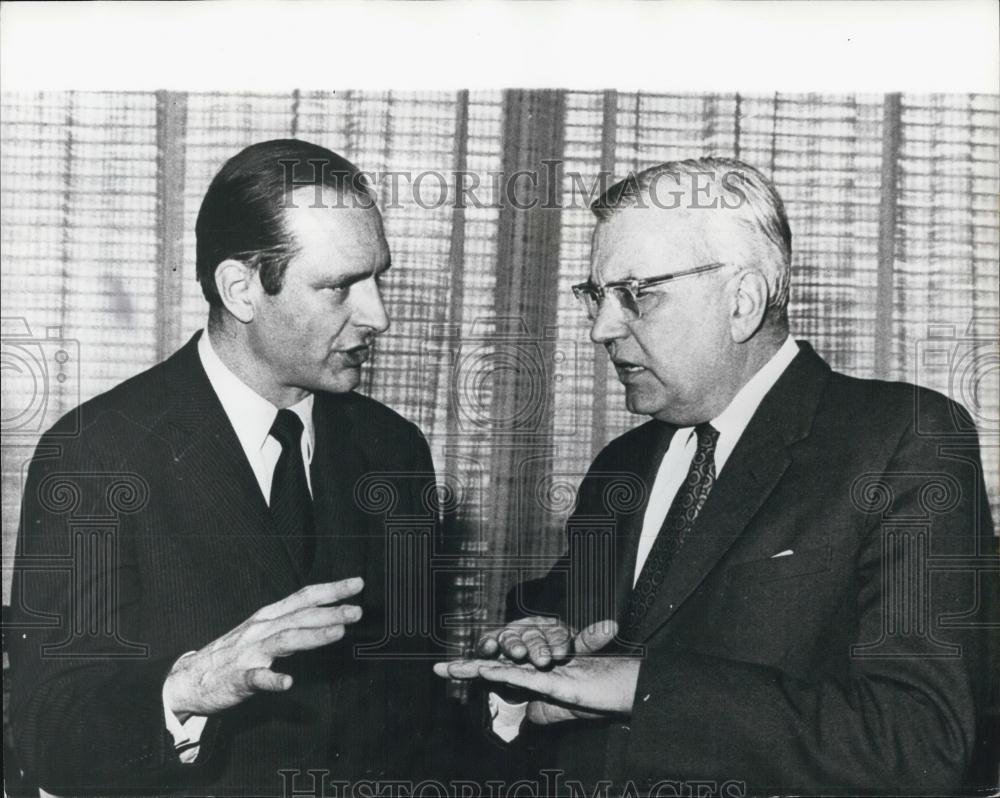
[205, 317, 309, 408]
[668, 331, 787, 425]
[718, 329, 788, 408]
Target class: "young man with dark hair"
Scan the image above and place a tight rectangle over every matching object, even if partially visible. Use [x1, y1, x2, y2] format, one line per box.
[10, 139, 443, 795]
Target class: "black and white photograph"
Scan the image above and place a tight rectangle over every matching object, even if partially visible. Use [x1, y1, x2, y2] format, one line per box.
[1, 3, 998, 796]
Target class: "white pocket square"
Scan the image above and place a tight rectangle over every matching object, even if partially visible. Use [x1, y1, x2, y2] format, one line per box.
[771, 549, 794, 558]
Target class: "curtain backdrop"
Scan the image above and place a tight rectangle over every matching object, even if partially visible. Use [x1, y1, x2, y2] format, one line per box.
[3, 91, 998, 660]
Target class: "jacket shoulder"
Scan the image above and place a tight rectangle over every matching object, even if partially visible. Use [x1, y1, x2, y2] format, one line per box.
[318, 390, 431, 471]
[36, 357, 173, 451]
[326, 390, 424, 437]
[823, 370, 977, 439]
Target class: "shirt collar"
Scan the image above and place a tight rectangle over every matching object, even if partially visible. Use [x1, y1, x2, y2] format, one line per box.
[197, 330, 314, 458]
[710, 335, 799, 443]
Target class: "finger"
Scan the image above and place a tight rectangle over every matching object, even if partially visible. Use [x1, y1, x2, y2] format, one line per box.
[280, 604, 363, 629]
[496, 628, 529, 661]
[245, 667, 292, 693]
[475, 633, 501, 658]
[575, 619, 618, 654]
[246, 606, 361, 646]
[263, 624, 345, 657]
[432, 661, 481, 679]
[543, 624, 573, 661]
[434, 659, 490, 680]
[512, 617, 573, 661]
[432, 662, 452, 678]
[518, 627, 553, 668]
[256, 578, 364, 620]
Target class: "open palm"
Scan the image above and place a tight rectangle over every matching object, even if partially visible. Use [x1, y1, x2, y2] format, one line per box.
[434, 620, 641, 720]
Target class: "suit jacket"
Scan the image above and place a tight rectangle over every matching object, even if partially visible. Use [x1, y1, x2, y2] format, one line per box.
[8, 333, 446, 796]
[512, 341, 998, 796]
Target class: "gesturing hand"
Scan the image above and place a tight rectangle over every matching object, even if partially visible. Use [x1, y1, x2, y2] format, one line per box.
[434, 620, 641, 720]
[473, 615, 575, 668]
[163, 578, 364, 719]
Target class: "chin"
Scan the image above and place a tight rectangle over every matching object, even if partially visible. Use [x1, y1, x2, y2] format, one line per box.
[310, 369, 360, 395]
[624, 387, 666, 418]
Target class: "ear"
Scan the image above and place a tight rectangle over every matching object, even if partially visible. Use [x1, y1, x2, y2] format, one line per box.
[729, 268, 769, 343]
[214, 259, 258, 324]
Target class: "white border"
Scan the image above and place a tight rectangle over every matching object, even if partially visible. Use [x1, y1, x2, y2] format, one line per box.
[1, 0, 998, 94]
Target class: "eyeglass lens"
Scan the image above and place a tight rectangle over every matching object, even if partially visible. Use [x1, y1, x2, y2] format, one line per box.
[578, 287, 639, 320]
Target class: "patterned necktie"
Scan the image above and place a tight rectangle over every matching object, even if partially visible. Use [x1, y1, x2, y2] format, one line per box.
[269, 408, 314, 574]
[621, 422, 720, 638]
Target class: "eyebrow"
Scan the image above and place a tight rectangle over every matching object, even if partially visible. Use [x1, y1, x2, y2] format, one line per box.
[322, 258, 392, 288]
[589, 264, 636, 286]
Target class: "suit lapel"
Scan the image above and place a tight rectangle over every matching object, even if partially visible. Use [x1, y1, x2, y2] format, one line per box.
[631, 341, 832, 641]
[161, 333, 300, 595]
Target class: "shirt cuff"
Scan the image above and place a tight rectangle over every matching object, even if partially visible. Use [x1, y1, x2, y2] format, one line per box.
[489, 691, 528, 743]
[162, 652, 208, 763]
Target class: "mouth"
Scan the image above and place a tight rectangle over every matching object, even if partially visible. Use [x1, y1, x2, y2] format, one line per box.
[339, 345, 371, 367]
[612, 359, 647, 381]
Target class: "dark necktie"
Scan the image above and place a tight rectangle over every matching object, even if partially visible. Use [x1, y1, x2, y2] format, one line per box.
[621, 422, 720, 638]
[269, 408, 314, 574]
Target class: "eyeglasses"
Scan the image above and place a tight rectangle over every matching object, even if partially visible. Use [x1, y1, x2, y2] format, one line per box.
[571, 262, 732, 321]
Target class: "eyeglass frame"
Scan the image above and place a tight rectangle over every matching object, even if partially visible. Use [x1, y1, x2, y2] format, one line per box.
[571, 261, 735, 320]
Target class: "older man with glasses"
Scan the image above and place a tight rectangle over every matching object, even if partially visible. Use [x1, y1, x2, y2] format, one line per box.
[437, 157, 997, 796]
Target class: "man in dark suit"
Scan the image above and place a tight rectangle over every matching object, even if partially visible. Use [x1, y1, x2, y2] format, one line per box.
[437, 158, 998, 795]
[9, 140, 443, 795]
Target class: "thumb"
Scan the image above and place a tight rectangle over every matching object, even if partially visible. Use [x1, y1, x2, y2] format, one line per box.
[246, 667, 292, 693]
[527, 700, 575, 725]
[574, 619, 618, 654]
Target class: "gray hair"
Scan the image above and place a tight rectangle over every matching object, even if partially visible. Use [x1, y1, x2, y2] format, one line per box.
[592, 157, 792, 323]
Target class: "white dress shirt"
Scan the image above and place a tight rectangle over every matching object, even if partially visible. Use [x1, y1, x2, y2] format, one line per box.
[197, 330, 315, 498]
[632, 335, 799, 583]
[491, 336, 800, 741]
[162, 330, 316, 762]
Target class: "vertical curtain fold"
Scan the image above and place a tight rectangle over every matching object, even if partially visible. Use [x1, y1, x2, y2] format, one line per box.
[486, 88, 567, 619]
[875, 93, 902, 380]
[154, 90, 188, 362]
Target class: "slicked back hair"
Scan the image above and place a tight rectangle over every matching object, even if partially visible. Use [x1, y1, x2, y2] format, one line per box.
[195, 138, 374, 308]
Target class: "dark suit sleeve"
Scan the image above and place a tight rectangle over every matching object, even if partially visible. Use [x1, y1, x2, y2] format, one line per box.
[8, 427, 215, 793]
[627, 396, 997, 795]
[388, 425, 460, 780]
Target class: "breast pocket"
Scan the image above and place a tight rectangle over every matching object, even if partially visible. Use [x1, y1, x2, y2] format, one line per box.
[725, 545, 831, 586]
[691, 545, 835, 679]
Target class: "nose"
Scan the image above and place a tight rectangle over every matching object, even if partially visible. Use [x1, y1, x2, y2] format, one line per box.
[353, 277, 390, 335]
[589, 297, 630, 346]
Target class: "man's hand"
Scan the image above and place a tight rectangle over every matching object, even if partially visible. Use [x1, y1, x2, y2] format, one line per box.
[434, 620, 640, 718]
[473, 615, 575, 668]
[163, 578, 364, 719]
